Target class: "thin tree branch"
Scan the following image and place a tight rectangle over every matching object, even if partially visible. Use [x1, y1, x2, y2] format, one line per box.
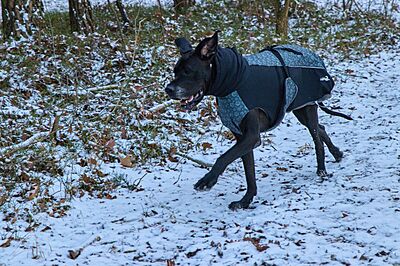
[149, 99, 176, 113]
[0, 117, 60, 157]
[176, 152, 213, 168]
[0, 132, 49, 157]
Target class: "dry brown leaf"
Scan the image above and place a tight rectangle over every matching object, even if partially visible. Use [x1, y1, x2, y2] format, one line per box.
[88, 158, 97, 165]
[27, 185, 40, 201]
[21, 133, 28, 141]
[168, 154, 179, 163]
[202, 142, 212, 151]
[40, 226, 51, 232]
[276, 167, 288, 172]
[243, 237, 269, 252]
[105, 139, 115, 149]
[95, 169, 107, 178]
[186, 248, 201, 258]
[68, 249, 82, 259]
[20, 171, 30, 181]
[0, 238, 12, 248]
[82, 174, 93, 184]
[0, 193, 8, 206]
[120, 156, 133, 168]
[166, 259, 175, 266]
[121, 128, 128, 139]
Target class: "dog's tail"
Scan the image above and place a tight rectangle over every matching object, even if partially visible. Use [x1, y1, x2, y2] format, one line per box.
[318, 102, 353, 120]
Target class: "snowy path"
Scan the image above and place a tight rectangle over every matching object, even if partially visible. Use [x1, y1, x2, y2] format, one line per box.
[2, 47, 400, 265]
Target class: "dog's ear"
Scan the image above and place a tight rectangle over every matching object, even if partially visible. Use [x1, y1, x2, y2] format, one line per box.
[175, 37, 193, 55]
[195, 30, 220, 60]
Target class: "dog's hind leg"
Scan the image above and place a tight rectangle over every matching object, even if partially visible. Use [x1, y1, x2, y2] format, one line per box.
[293, 104, 330, 177]
[318, 124, 343, 162]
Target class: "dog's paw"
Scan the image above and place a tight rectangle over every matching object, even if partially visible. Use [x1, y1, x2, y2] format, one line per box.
[317, 170, 333, 179]
[333, 150, 344, 162]
[228, 199, 251, 211]
[194, 173, 218, 191]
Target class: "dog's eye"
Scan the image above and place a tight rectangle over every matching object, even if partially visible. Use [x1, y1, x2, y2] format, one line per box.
[184, 68, 191, 75]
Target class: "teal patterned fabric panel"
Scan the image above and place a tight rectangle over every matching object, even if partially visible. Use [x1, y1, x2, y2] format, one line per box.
[217, 91, 249, 135]
[285, 77, 298, 111]
[245, 44, 325, 69]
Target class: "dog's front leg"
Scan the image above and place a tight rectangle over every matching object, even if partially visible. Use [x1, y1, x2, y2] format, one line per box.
[228, 149, 257, 210]
[194, 110, 261, 206]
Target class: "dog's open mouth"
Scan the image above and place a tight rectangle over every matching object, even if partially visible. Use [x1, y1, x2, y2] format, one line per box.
[180, 90, 204, 110]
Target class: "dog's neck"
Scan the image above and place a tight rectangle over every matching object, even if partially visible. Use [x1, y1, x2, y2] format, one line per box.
[205, 46, 250, 98]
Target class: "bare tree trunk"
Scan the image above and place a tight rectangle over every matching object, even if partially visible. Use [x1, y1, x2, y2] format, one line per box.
[173, 0, 195, 14]
[1, 0, 44, 40]
[116, 0, 131, 27]
[272, 0, 291, 38]
[68, 0, 94, 34]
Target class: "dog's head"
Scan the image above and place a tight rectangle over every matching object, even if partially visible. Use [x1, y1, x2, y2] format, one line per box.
[165, 31, 219, 111]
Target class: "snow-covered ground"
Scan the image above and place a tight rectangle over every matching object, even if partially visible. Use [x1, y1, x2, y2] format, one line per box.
[1, 43, 399, 265]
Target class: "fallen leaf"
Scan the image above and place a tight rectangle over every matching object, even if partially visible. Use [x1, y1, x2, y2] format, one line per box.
[186, 248, 201, 258]
[243, 237, 269, 252]
[201, 142, 212, 151]
[166, 259, 175, 266]
[40, 226, 51, 232]
[121, 128, 128, 139]
[27, 185, 40, 201]
[105, 139, 115, 149]
[120, 155, 133, 168]
[168, 154, 179, 162]
[88, 158, 97, 165]
[20, 171, 30, 181]
[0, 238, 12, 248]
[68, 249, 82, 259]
[375, 250, 390, 257]
[82, 174, 94, 184]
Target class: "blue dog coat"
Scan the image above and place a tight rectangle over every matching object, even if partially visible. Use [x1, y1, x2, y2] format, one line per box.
[207, 45, 334, 134]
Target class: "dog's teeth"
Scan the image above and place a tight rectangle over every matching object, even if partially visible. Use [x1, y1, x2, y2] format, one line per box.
[189, 95, 194, 102]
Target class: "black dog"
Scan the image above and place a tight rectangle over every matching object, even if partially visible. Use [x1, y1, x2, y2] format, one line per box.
[165, 31, 352, 210]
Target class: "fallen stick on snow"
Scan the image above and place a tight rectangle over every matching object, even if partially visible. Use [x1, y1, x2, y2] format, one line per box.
[57, 84, 122, 96]
[68, 236, 101, 260]
[0, 117, 60, 158]
[0, 132, 49, 157]
[87, 84, 120, 93]
[149, 99, 176, 113]
[176, 152, 213, 168]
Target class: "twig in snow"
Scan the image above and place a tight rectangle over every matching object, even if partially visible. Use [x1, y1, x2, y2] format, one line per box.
[0, 132, 49, 157]
[149, 99, 176, 113]
[87, 84, 120, 93]
[0, 117, 60, 157]
[56, 84, 121, 96]
[176, 152, 213, 168]
[134, 173, 147, 188]
[173, 167, 183, 185]
[68, 236, 101, 260]
[50, 115, 60, 141]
